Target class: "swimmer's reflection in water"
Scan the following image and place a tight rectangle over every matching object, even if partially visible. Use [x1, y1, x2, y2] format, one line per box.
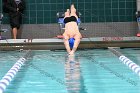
[65, 55, 86, 93]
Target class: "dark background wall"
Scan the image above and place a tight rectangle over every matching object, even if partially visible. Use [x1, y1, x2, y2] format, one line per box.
[0, 0, 138, 39]
[1, 0, 136, 24]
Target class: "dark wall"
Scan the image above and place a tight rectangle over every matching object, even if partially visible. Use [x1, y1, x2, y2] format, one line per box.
[1, 0, 137, 24]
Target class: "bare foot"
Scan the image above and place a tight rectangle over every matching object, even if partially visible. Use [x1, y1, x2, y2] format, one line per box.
[69, 51, 75, 55]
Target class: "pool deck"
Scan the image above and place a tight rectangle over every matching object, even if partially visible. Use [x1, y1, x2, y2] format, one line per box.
[0, 37, 140, 50]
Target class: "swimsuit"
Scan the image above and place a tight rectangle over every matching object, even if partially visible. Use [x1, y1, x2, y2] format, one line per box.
[64, 16, 77, 24]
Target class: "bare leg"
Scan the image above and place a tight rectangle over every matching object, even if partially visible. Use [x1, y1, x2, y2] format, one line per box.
[63, 9, 71, 53]
[63, 34, 71, 53]
[17, 28, 22, 39]
[12, 27, 18, 39]
[0, 33, 1, 39]
[64, 39, 71, 53]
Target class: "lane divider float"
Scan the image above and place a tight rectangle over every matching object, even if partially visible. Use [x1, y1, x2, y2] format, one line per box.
[0, 50, 31, 93]
[109, 47, 140, 76]
[119, 55, 140, 76]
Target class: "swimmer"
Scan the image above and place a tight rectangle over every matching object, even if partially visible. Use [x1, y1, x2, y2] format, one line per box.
[63, 4, 82, 55]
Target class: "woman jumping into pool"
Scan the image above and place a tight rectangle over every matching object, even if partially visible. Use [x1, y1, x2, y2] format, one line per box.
[63, 4, 82, 55]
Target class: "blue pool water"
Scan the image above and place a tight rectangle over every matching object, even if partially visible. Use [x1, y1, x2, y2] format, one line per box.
[0, 51, 25, 79]
[0, 48, 140, 93]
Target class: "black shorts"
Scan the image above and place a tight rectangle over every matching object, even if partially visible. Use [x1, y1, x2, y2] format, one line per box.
[9, 13, 22, 29]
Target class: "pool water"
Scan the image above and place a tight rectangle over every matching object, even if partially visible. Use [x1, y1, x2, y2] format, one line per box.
[0, 49, 140, 93]
[0, 51, 25, 79]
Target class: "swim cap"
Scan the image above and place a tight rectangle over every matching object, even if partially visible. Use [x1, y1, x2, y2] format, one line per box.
[69, 38, 75, 49]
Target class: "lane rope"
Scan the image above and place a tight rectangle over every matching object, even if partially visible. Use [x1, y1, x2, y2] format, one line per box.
[119, 55, 140, 76]
[0, 50, 31, 93]
[109, 47, 140, 76]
